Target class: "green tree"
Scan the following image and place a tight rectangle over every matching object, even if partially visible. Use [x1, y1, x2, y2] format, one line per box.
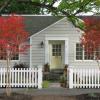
[0, 0, 41, 14]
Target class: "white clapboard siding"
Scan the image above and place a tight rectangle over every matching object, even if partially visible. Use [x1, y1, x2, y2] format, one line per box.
[0, 67, 42, 89]
[68, 67, 100, 89]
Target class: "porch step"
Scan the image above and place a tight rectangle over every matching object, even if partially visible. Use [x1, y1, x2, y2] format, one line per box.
[49, 83, 61, 88]
[49, 69, 63, 81]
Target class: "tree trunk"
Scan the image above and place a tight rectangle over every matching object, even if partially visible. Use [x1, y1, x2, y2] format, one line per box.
[6, 49, 11, 96]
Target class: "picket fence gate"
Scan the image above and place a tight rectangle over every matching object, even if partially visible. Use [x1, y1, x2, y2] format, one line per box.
[69, 67, 100, 88]
[0, 67, 42, 89]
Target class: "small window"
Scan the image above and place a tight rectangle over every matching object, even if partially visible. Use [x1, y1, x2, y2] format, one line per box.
[11, 54, 19, 60]
[76, 43, 83, 60]
[76, 43, 100, 60]
[52, 44, 61, 56]
[0, 47, 19, 60]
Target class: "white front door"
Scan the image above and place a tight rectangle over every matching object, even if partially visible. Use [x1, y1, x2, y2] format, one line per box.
[49, 41, 64, 69]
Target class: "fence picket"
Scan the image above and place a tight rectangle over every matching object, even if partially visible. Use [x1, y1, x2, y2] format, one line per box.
[1, 68, 2, 87]
[98, 69, 99, 88]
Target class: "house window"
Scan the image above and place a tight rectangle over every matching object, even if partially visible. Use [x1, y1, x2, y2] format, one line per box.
[52, 44, 61, 56]
[11, 54, 19, 60]
[0, 47, 19, 60]
[76, 43, 100, 60]
[84, 45, 94, 60]
[76, 44, 83, 60]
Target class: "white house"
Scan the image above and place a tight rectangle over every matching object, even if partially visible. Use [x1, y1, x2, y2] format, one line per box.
[0, 15, 99, 69]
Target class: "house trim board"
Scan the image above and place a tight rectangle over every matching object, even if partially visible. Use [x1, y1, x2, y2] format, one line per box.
[45, 36, 69, 65]
[30, 37, 32, 68]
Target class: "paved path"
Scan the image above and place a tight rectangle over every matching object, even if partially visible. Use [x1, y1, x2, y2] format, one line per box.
[1, 88, 100, 96]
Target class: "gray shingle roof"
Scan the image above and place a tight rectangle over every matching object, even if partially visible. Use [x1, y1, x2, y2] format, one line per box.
[23, 16, 62, 36]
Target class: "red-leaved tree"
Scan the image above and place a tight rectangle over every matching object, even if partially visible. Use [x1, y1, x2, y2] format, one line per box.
[81, 17, 100, 66]
[0, 14, 30, 96]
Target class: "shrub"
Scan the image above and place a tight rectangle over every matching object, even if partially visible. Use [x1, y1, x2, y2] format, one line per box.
[13, 63, 29, 68]
[60, 75, 66, 83]
[43, 63, 50, 72]
[42, 81, 49, 88]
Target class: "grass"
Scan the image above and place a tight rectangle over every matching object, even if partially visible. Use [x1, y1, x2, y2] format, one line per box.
[42, 81, 50, 88]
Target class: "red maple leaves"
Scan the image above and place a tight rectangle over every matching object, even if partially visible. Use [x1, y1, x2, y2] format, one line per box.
[0, 14, 30, 59]
[81, 17, 100, 59]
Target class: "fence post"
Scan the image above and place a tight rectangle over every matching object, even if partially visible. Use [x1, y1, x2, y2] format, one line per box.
[38, 66, 42, 89]
[69, 67, 73, 89]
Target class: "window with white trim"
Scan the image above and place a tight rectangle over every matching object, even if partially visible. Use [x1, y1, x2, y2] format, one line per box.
[76, 43, 100, 60]
[76, 44, 83, 60]
[0, 47, 19, 60]
[11, 54, 19, 60]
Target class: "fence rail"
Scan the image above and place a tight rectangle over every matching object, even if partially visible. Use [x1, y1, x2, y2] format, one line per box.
[69, 67, 100, 88]
[0, 67, 42, 89]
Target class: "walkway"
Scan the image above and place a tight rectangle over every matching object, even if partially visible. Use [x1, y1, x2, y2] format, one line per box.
[1, 88, 100, 96]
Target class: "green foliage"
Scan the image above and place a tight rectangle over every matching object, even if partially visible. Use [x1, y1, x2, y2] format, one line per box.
[1, 0, 41, 14]
[60, 75, 66, 83]
[68, 16, 85, 30]
[58, 0, 99, 14]
[32, 0, 40, 3]
[42, 81, 50, 88]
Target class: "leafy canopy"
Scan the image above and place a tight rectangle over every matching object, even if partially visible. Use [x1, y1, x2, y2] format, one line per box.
[81, 17, 100, 59]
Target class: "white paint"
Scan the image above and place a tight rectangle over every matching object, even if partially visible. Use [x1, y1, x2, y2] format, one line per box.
[45, 36, 69, 66]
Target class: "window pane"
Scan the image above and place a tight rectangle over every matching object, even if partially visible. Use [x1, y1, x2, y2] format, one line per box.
[84, 44, 94, 60]
[94, 46, 100, 59]
[76, 43, 83, 60]
[11, 54, 19, 60]
[0, 47, 19, 60]
[52, 44, 61, 56]
[84, 52, 94, 60]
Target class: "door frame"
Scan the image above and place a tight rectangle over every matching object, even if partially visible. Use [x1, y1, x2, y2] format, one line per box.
[49, 41, 64, 69]
[45, 37, 69, 66]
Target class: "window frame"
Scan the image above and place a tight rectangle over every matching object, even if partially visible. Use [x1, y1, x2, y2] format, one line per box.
[0, 47, 20, 61]
[75, 43, 100, 61]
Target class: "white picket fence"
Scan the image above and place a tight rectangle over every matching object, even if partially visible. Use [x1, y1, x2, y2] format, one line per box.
[69, 67, 100, 88]
[0, 67, 42, 89]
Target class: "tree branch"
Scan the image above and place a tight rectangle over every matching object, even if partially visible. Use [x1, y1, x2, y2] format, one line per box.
[18, 0, 71, 16]
[50, 0, 58, 6]
[0, 0, 12, 14]
[74, 0, 93, 15]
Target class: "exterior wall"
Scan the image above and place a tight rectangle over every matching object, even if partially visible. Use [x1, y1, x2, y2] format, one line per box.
[31, 17, 99, 68]
[30, 33, 45, 67]
[20, 46, 30, 67]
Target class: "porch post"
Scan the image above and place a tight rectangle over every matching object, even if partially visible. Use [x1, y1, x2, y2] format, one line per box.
[45, 40, 49, 63]
[65, 40, 68, 64]
[69, 67, 73, 88]
[38, 66, 42, 89]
